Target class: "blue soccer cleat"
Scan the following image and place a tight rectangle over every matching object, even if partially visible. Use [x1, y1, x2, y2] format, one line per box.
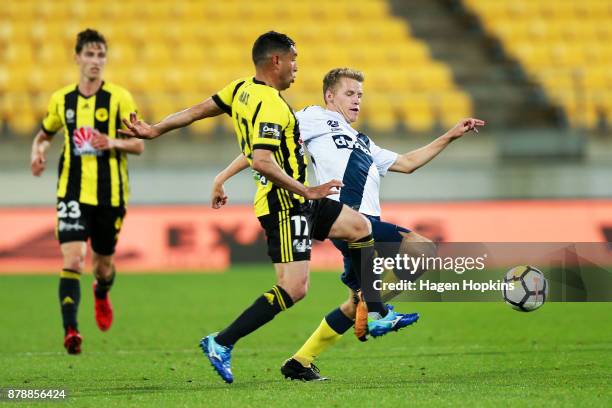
[200, 333, 234, 384]
[368, 305, 420, 338]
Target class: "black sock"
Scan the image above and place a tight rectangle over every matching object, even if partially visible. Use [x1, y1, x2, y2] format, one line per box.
[348, 235, 388, 317]
[59, 269, 81, 332]
[324, 307, 354, 334]
[215, 285, 294, 347]
[95, 266, 115, 300]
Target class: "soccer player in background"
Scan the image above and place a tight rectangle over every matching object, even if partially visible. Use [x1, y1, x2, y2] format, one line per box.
[30, 29, 144, 354]
[119, 31, 409, 384]
[211, 67, 485, 380]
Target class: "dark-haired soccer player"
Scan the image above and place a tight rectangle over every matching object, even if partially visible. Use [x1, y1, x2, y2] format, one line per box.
[119, 31, 403, 384]
[212, 67, 485, 380]
[30, 29, 144, 354]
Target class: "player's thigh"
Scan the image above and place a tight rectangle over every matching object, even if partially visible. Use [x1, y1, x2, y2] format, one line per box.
[90, 206, 126, 256]
[326, 204, 371, 241]
[274, 260, 310, 301]
[258, 208, 312, 264]
[56, 199, 90, 245]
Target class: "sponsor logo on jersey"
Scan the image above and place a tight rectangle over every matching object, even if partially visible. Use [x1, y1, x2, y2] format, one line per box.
[259, 122, 282, 140]
[332, 134, 371, 155]
[73, 127, 101, 156]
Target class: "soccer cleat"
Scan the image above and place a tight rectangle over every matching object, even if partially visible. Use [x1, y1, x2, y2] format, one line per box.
[64, 327, 82, 355]
[354, 291, 369, 342]
[281, 358, 328, 381]
[200, 333, 234, 384]
[368, 305, 419, 338]
[93, 281, 113, 331]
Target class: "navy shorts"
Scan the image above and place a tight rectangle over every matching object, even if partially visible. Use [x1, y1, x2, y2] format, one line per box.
[331, 215, 410, 291]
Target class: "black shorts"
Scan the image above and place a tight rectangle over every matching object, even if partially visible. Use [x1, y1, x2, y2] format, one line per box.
[55, 199, 126, 256]
[258, 197, 343, 263]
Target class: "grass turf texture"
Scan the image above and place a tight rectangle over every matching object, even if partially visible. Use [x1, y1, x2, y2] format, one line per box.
[0, 267, 610, 407]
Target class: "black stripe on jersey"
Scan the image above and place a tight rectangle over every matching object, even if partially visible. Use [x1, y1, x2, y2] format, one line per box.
[64, 89, 80, 201]
[251, 101, 262, 126]
[253, 144, 277, 151]
[115, 104, 125, 207]
[212, 94, 231, 116]
[231, 81, 246, 99]
[279, 98, 307, 184]
[95, 89, 112, 206]
[115, 108, 125, 207]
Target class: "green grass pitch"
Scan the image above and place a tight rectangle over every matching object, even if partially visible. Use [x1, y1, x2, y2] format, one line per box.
[0, 267, 610, 407]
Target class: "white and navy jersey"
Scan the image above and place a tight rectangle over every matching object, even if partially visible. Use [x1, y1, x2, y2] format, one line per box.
[296, 106, 398, 217]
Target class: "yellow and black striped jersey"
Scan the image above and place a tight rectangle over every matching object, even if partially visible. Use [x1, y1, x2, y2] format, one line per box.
[41, 82, 138, 207]
[213, 77, 308, 217]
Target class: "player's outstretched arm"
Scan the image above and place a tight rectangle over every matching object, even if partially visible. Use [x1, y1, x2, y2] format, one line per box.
[389, 117, 485, 174]
[30, 130, 53, 176]
[90, 130, 144, 155]
[211, 154, 250, 209]
[252, 149, 343, 200]
[118, 97, 224, 140]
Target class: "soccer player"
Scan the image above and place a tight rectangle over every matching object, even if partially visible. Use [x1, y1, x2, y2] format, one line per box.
[211, 67, 485, 380]
[118, 31, 400, 384]
[30, 29, 144, 355]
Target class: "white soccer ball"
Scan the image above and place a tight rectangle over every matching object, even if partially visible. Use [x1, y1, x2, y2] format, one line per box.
[503, 265, 548, 312]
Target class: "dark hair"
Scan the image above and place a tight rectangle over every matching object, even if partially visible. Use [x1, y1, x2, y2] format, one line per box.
[75, 29, 107, 54]
[252, 31, 295, 66]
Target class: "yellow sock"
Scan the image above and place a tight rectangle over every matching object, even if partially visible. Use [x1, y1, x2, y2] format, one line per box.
[293, 319, 343, 367]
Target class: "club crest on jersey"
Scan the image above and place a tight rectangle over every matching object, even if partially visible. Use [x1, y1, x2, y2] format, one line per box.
[332, 134, 371, 155]
[95, 107, 109, 122]
[327, 120, 342, 132]
[65, 109, 75, 124]
[73, 127, 101, 156]
[259, 122, 282, 140]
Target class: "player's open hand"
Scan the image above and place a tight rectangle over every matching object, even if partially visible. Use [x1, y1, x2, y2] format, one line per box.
[30, 150, 46, 176]
[90, 130, 115, 150]
[304, 179, 343, 200]
[211, 181, 228, 209]
[447, 118, 486, 140]
[118, 112, 160, 139]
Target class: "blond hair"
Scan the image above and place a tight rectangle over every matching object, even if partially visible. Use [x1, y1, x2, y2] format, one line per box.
[322, 68, 364, 101]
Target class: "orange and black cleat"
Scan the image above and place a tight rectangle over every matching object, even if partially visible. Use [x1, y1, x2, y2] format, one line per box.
[354, 291, 369, 342]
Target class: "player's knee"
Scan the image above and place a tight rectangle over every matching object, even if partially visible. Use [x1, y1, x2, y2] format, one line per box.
[64, 255, 85, 273]
[93, 257, 113, 279]
[285, 284, 308, 302]
[347, 215, 371, 242]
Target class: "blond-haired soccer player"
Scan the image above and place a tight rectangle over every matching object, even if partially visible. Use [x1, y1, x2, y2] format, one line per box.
[212, 67, 485, 380]
[119, 32, 389, 384]
[30, 29, 144, 354]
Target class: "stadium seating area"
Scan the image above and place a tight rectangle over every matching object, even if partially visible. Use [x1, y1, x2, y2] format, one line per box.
[465, 0, 612, 129]
[0, 0, 472, 136]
